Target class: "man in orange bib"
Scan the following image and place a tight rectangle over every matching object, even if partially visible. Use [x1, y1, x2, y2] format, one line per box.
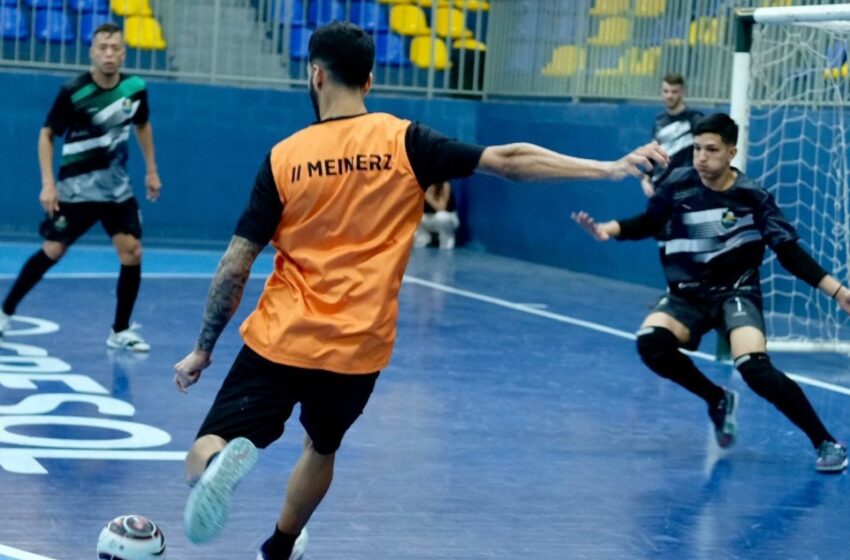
[173, 22, 668, 560]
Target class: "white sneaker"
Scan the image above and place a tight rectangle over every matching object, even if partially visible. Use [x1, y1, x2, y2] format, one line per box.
[184, 437, 258, 544]
[106, 324, 150, 352]
[255, 528, 309, 560]
[0, 310, 10, 338]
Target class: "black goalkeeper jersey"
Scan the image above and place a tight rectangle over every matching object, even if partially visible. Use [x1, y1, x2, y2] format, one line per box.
[618, 167, 799, 292]
[650, 108, 703, 185]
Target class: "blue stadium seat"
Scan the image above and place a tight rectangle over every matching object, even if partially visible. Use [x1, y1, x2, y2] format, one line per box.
[35, 9, 76, 42]
[278, 0, 308, 26]
[1, 6, 28, 39]
[80, 10, 111, 42]
[70, 0, 110, 13]
[25, 0, 65, 8]
[290, 25, 312, 59]
[375, 31, 409, 66]
[308, 0, 344, 26]
[351, 1, 388, 32]
[2, 0, 20, 7]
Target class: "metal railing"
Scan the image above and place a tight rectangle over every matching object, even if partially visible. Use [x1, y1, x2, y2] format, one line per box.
[0, 0, 841, 102]
[0, 0, 490, 96]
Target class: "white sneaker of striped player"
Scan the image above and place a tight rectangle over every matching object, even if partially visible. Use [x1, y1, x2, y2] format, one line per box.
[0, 310, 9, 338]
[184, 437, 259, 544]
[256, 528, 309, 560]
[106, 324, 151, 352]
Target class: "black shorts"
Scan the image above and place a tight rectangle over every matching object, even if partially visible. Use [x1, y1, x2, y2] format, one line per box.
[653, 289, 766, 350]
[197, 345, 380, 455]
[39, 198, 142, 245]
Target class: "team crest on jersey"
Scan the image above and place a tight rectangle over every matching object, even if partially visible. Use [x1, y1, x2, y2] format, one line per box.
[721, 210, 738, 228]
[122, 98, 134, 114]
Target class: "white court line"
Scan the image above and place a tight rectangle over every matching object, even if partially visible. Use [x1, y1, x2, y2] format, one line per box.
[0, 544, 58, 560]
[402, 276, 850, 398]
[2, 271, 849, 397]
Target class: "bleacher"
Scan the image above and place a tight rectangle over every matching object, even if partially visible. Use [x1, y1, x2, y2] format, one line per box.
[271, 0, 488, 89]
[1, 0, 166, 69]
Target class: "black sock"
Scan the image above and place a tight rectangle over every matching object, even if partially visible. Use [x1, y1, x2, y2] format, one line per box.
[2, 250, 57, 316]
[113, 264, 141, 333]
[637, 327, 726, 406]
[260, 526, 298, 560]
[205, 452, 220, 470]
[736, 353, 835, 448]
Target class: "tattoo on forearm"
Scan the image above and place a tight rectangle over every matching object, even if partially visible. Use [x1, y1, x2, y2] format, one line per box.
[196, 236, 262, 352]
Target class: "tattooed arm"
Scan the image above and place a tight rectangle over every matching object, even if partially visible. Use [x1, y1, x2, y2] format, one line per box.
[173, 235, 263, 392]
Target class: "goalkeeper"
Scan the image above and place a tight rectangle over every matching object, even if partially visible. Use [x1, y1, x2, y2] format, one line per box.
[572, 113, 848, 473]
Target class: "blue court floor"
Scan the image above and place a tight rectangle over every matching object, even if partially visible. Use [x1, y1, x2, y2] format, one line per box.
[0, 241, 848, 560]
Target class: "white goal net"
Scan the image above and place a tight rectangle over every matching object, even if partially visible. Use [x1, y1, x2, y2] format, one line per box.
[745, 8, 850, 352]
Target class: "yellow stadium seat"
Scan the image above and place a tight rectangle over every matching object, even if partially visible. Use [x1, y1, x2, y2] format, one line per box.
[410, 36, 450, 70]
[587, 16, 631, 46]
[589, 0, 629, 16]
[415, 0, 450, 7]
[125, 16, 166, 50]
[762, 0, 793, 6]
[390, 5, 431, 36]
[453, 0, 489, 11]
[453, 38, 486, 51]
[689, 17, 721, 46]
[378, 0, 413, 4]
[111, 0, 152, 17]
[635, 0, 666, 17]
[542, 45, 586, 77]
[435, 8, 473, 39]
[630, 46, 661, 75]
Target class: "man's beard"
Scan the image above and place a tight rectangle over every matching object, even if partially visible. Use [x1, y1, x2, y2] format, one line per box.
[309, 79, 320, 121]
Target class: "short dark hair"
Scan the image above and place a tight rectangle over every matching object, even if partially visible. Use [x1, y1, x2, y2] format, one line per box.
[308, 22, 374, 87]
[694, 113, 739, 146]
[662, 72, 685, 87]
[93, 22, 122, 39]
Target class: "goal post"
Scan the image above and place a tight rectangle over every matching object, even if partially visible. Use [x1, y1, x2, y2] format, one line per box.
[730, 4, 850, 353]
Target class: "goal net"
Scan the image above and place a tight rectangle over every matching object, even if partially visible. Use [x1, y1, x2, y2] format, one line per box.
[736, 5, 850, 352]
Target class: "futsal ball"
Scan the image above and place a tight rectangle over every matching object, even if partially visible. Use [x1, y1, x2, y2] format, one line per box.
[96, 515, 166, 560]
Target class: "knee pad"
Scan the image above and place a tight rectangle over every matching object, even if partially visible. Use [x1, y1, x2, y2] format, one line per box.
[636, 327, 680, 374]
[734, 352, 786, 401]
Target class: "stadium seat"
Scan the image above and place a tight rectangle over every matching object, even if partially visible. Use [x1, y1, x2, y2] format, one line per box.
[35, 9, 75, 42]
[308, 0, 344, 26]
[350, 1, 388, 32]
[824, 43, 848, 80]
[124, 15, 165, 49]
[278, 0, 308, 26]
[289, 25, 312, 59]
[635, 0, 665, 17]
[589, 0, 629, 16]
[25, 0, 66, 8]
[71, 0, 110, 12]
[410, 36, 449, 69]
[110, 0, 152, 17]
[688, 16, 720, 46]
[377, 0, 412, 4]
[452, 37, 485, 51]
[587, 16, 631, 46]
[435, 7, 472, 39]
[1, 6, 28, 40]
[80, 10, 111, 43]
[453, 0, 488, 11]
[415, 0, 450, 7]
[375, 30, 410, 65]
[389, 5, 430, 36]
[541, 44, 586, 77]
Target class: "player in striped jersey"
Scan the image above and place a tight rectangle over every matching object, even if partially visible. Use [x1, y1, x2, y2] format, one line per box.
[0, 23, 161, 352]
[573, 113, 848, 474]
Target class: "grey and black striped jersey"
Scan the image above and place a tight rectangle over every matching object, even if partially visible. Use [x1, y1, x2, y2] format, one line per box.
[45, 72, 149, 203]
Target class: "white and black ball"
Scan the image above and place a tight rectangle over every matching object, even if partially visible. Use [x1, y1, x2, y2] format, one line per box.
[96, 515, 166, 559]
